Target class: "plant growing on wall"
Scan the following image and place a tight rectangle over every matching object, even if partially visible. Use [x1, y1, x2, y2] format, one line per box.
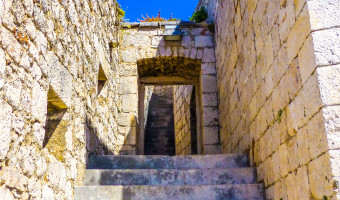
[138, 11, 180, 22]
[189, 7, 207, 23]
[116, 2, 125, 20]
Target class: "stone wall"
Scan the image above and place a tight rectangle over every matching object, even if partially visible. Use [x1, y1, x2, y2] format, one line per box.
[119, 22, 221, 155]
[173, 85, 195, 155]
[199, 0, 340, 199]
[0, 0, 120, 199]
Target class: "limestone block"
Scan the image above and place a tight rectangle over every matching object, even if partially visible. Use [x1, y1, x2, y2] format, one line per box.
[279, 143, 289, 177]
[203, 127, 219, 144]
[296, 127, 311, 165]
[308, 153, 334, 199]
[123, 35, 151, 47]
[118, 113, 137, 127]
[151, 36, 163, 48]
[35, 31, 48, 55]
[203, 107, 219, 127]
[278, 0, 296, 43]
[195, 36, 214, 48]
[0, 99, 12, 160]
[286, 172, 298, 200]
[322, 105, 340, 150]
[293, 0, 306, 17]
[286, 137, 300, 172]
[329, 150, 340, 195]
[46, 52, 72, 107]
[47, 155, 67, 189]
[1, 167, 28, 191]
[0, 27, 22, 62]
[298, 35, 316, 83]
[202, 93, 218, 107]
[202, 48, 216, 62]
[121, 48, 137, 62]
[317, 64, 340, 106]
[308, 0, 340, 31]
[33, 122, 45, 147]
[201, 75, 217, 93]
[286, 5, 311, 64]
[181, 36, 192, 47]
[32, 81, 47, 123]
[203, 144, 221, 154]
[201, 63, 216, 75]
[42, 185, 54, 200]
[287, 73, 323, 130]
[307, 111, 329, 159]
[119, 76, 138, 94]
[35, 154, 47, 178]
[121, 94, 138, 112]
[297, 166, 311, 199]
[312, 28, 340, 66]
[4, 75, 23, 108]
[0, 186, 14, 200]
[0, 48, 4, 89]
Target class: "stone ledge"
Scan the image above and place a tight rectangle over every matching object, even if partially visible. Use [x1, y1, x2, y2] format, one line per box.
[122, 21, 213, 29]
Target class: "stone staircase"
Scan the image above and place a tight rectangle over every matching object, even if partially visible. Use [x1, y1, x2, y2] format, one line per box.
[145, 86, 175, 155]
[75, 154, 264, 200]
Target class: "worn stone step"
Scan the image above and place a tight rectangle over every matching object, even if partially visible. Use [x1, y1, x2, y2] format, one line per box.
[88, 154, 249, 169]
[83, 168, 256, 186]
[74, 184, 264, 200]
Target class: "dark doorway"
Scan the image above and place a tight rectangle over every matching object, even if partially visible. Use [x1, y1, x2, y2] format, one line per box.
[144, 86, 175, 155]
[190, 87, 198, 154]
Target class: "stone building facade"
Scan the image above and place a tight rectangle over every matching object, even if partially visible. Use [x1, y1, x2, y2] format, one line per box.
[0, 0, 339, 199]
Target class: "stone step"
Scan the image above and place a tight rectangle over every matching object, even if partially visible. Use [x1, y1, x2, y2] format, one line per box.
[88, 154, 249, 169]
[83, 168, 256, 186]
[74, 184, 264, 200]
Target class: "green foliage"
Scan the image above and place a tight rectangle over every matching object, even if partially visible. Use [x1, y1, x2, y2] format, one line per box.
[189, 7, 207, 23]
[116, 2, 125, 20]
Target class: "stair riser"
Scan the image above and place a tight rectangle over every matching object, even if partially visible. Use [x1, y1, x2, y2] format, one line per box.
[88, 154, 249, 169]
[83, 168, 256, 186]
[74, 185, 264, 200]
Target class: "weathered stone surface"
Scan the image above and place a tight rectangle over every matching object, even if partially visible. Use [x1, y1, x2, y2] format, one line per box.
[312, 28, 340, 66]
[0, 186, 14, 200]
[308, 0, 340, 31]
[317, 64, 340, 105]
[0, 99, 12, 160]
[195, 36, 214, 47]
[308, 153, 334, 199]
[46, 52, 72, 107]
[1, 168, 28, 191]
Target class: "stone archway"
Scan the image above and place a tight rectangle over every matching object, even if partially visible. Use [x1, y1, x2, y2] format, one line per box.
[137, 57, 203, 155]
[119, 22, 220, 155]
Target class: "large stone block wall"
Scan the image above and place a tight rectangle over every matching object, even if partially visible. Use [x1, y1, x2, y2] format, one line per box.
[173, 85, 195, 155]
[0, 0, 120, 199]
[198, 0, 340, 199]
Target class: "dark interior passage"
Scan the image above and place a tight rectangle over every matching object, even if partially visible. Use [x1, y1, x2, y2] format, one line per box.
[144, 86, 175, 155]
[190, 87, 198, 154]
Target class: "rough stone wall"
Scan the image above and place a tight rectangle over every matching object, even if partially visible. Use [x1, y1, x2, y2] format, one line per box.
[0, 0, 120, 199]
[173, 85, 195, 155]
[119, 23, 220, 154]
[204, 0, 340, 199]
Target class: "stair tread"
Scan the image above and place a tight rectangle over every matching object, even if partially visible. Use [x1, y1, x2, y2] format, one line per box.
[88, 154, 250, 169]
[75, 184, 264, 200]
[83, 168, 257, 186]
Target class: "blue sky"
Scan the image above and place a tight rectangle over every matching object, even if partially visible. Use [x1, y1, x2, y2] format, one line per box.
[118, 0, 199, 22]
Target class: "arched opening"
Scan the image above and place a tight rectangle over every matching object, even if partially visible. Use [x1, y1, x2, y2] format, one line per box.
[137, 57, 202, 155]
